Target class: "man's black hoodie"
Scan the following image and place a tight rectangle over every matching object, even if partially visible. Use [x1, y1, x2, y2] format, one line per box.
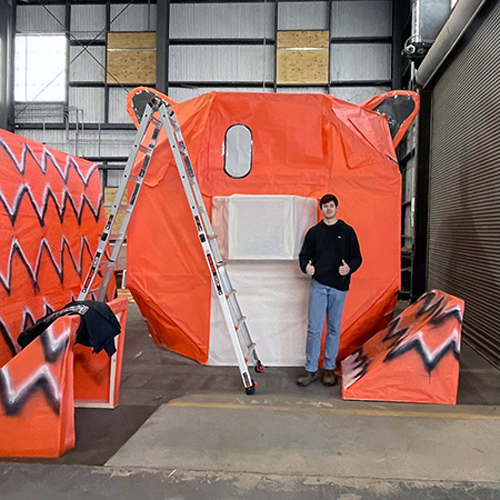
[299, 219, 362, 291]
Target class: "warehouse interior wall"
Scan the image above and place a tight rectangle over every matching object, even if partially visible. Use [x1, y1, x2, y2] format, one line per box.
[12, 0, 397, 173]
[0, 0, 14, 131]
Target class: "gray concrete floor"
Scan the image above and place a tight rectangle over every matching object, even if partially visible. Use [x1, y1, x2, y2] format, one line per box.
[1, 303, 499, 499]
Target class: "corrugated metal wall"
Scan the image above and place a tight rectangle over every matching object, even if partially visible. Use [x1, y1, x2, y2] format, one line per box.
[13, 0, 394, 166]
[168, 0, 392, 102]
[170, 3, 274, 38]
[428, 2, 500, 368]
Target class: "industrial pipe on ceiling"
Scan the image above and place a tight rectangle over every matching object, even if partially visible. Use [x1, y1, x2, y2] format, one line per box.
[415, 0, 488, 88]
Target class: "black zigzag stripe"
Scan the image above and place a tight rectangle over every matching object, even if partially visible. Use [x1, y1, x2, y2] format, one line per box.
[430, 308, 463, 326]
[22, 310, 35, 330]
[41, 332, 70, 364]
[349, 349, 369, 382]
[18, 308, 69, 363]
[384, 337, 460, 373]
[0, 366, 61, 416]
[0, 320, 18, 357]
[0, 186, 103, 227]
[0, 236, 95, 295]
[415, 291, 444, 319]
[0, 137, 98, 187]
[383, 316, 410, 342]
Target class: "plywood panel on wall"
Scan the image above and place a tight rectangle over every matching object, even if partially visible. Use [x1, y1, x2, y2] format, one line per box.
[107, 32, 156, 85]
[104, 187, 128, 233]
[277, 30, 329, 48]
[276, 30, 329, 85]
[108, 32, 156, 49]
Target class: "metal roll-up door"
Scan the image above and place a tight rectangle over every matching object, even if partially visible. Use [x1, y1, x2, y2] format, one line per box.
[428, 2, 500, 368]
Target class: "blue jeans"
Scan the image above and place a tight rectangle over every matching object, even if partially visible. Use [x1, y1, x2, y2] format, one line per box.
[305, 279, 347, 372]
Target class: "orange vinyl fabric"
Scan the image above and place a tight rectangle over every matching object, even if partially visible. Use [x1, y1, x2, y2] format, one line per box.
[0, 129, 111, 368]
[0, 298, 127, 457]
[341, 290, 464, 404]
[126, 89, 419, 365]
[74, 297, 128, 407]
[0, 315, 80, 457]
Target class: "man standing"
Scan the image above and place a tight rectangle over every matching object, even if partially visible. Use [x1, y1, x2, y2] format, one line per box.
[297, 194, 362, 387]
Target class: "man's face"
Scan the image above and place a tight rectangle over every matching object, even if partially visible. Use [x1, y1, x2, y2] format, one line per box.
[320, 201, 338, 220]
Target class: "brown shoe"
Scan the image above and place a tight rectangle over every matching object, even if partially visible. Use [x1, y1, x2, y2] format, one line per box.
[297, 370, 319, 387]
[322, 369, 338, 386]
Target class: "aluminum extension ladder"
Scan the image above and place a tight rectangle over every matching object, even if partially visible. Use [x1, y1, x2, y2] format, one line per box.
[78, 97, 264, 394]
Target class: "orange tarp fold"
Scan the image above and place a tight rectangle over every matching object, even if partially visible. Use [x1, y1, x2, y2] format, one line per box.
[341, 290, 464, 405]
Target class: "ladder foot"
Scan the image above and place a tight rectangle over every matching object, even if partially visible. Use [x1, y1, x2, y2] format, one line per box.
[245, 380, 257, 395]
[254, 361, 265, 373]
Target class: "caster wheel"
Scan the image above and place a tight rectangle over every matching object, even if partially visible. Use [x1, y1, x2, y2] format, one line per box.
[255, 361, 264, 373]
[245, 381, 257, 395]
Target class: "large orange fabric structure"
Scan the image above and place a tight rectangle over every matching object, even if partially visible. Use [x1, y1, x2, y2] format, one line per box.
[0, 129, 110, 368]
[341, 290, 464, 404]
[126, 89, 419, 366]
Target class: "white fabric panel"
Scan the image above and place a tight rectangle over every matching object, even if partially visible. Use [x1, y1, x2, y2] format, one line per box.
[209, 195, 318, 365]
[219, 195, 317, 260]
[208, 261, 310, 366]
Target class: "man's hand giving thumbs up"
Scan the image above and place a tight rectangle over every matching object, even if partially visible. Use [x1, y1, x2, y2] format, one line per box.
[305, 260, 315, 276]
[339, 259, 350, 276]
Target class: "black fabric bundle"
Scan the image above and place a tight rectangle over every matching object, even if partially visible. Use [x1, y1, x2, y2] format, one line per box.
[17, 301, 121, 356]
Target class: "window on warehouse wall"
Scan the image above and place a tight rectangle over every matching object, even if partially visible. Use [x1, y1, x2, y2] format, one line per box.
[15, 34, 67, 102]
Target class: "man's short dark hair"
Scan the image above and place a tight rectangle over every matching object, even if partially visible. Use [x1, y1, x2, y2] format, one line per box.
[320, 194, 338, 208]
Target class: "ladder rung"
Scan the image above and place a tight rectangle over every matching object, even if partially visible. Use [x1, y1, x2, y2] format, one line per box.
[235, 316, 247, 330]
[149, 116, 161, 127]
[110, 203, 129, 210]
[226, 289, 237, 299]
[128, 174, 139, 183]
[138, 144, 152, 154]
[246, 343, 256, 356]
[99, 260, 114, 267]
[207, 233, 217, 240]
